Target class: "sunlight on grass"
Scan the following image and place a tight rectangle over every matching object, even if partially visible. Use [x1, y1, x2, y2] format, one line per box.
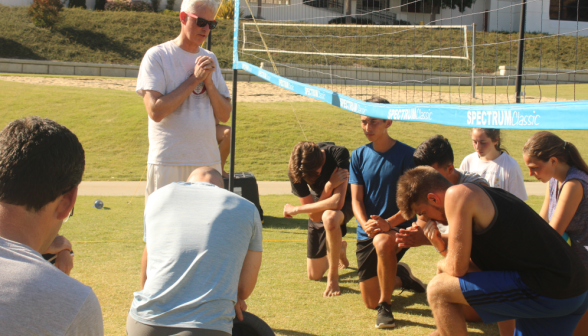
[1, 80, 587, 182]
[61, 196, 556, 335]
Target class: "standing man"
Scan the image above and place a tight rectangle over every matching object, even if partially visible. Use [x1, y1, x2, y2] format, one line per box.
[397, 166, 588, 336]
[128, 167, 262, 335]
[283, 141, 353, 297]
[0, 117, 103, 335]
[350, 109, 425, 329]
[137, 0, 232, 200]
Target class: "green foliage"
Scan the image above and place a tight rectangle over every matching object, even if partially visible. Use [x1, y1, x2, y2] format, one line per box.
[164, 0, 174, 10]
[95, 0, 106, 10]
[150, 0, 160, 12]
[160, 8, 178, 16]
[68, 0, 86, 9]
[0, 7, 232, 66]
[28, 0, 63, 29]
[104, 0, 153, 12]
[328, 16, 374, 24]
[216, 0, 239, 20]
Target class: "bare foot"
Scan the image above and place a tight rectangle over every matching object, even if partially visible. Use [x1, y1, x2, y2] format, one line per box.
[222, 170, 229, 178]
[323, 281, 341, 297]
[339, 240, 349, 269]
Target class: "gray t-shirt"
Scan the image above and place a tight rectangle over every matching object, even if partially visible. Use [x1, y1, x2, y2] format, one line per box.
[456, 169, 489, 186]
[0, 237, 103, 336]
[130, 182, 263, 334]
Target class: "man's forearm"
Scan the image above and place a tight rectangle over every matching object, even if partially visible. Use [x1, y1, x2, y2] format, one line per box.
[351, 199, 369, 232]
[386, 211, 407, 228]
[296, 193, 342, 214]
[145, 76, 201, 122]
[206, 82, 231, 123]
[140, 246, 148, 290]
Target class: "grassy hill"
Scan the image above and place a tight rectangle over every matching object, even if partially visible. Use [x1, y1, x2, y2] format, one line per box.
[0, 6, 234, 67]
[1, 5, 586, 73]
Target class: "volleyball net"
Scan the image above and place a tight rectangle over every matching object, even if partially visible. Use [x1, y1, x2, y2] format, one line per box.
[231, 0, 588, 129]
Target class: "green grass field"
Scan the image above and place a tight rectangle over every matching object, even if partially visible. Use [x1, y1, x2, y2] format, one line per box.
[1, 79, 587, 182]
[62, 195, 544, 336]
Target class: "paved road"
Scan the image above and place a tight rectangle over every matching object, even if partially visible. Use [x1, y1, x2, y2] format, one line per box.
[78, 181, 546, 197]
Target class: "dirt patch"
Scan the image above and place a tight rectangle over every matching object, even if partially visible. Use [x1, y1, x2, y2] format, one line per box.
[0, 75, 563, 104]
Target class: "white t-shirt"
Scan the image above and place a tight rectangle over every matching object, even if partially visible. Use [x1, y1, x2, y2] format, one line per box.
[459, 152, 528, 200]
[137, 41, 230, 166]
[0, 236, 103, 336]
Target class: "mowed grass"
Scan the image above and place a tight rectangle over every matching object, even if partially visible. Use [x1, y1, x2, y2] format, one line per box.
[62, 195, 545, 335]
[61, 195, 544, 335]
[1, 79, 588, 181]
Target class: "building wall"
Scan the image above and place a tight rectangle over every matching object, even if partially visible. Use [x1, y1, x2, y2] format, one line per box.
[239, 0, 356, 24]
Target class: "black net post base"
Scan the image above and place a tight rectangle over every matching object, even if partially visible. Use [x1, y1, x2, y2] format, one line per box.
[223, 172, 264, 224]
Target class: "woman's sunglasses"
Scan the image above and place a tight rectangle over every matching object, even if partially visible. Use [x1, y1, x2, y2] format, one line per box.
[183, 12, 218, 30]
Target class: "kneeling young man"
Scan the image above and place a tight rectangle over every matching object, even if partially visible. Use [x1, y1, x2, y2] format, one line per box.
[397, 166, 588, 336]
[350, 113, 425, 329]
[284, 141, 353, 297]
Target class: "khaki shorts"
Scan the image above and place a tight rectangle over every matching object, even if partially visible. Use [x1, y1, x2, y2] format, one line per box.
[145, 163, 222, 203]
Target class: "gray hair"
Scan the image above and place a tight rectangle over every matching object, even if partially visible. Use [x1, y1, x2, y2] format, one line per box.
[181, 0, 219, 13]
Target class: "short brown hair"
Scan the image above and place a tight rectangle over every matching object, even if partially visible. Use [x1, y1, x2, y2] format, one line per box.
[288, 141, 324, 184]
[397, 166, 451, 219]
[0, 117, 85, 211]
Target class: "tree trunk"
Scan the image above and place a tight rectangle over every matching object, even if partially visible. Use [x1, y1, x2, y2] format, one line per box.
[430, 5, 439, 25]
[257, 0, 262, 18]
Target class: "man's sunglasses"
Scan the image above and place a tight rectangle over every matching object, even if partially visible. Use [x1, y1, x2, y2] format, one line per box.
[183, 12, 217, 30]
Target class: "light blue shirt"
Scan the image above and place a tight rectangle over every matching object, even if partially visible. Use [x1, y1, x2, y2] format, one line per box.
[129, 182, 263, 334]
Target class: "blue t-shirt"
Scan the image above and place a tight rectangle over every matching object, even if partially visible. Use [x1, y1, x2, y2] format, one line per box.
[130, 182, 263, 334]
[349, 141, 415, 240]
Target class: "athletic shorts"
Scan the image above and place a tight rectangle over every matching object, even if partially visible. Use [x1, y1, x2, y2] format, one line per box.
[356, 227, 408, 282]
[126, 314, 230, 336]
[460, 271, 588, 336]
[145, 163, 222, 203]
[307, 200, 354, 259]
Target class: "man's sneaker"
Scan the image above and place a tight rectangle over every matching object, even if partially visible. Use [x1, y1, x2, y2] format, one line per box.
[375, 302, 396, 329]
[397, 262, 426, 293]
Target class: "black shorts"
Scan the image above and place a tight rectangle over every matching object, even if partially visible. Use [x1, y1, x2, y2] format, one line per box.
[307, 200, 354, 259]
[356, 227, 409, 282]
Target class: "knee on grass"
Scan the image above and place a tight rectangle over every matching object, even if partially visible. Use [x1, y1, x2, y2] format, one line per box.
[307, 269, 324, 281]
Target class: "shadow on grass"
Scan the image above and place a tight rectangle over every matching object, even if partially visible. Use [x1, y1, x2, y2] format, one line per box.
[272, 329, 318, 336]
[263, 216, 307, 230]
[0, 38, 46, 60]
[263, 215, 358, 236]
[56, 27, 142, 60]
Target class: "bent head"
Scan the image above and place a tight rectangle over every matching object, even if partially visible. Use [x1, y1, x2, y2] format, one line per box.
[413, 135, 455, 180]
[396, 166, 452, 224]
[471, 128, 505, 158]
[523, 131, 588, 182]
[288, 141, 324, 184]
[187, 167, 224, 188]
[179, 0, 218, 46]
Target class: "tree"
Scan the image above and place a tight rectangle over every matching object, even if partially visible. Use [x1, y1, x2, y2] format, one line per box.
[28, 0, 63, 29]
[426, 0, 476, 24]
[256, 0, 262, 19]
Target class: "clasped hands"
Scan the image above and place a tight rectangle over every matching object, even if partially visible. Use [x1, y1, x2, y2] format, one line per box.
[193, 55, 216, 86]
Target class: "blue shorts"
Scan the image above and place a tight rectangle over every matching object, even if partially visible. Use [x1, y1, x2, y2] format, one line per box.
[460, 271, 588, 336]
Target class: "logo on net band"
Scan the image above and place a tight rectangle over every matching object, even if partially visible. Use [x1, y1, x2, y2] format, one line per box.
[387, 108, 432, 121]
[340, 98, 367, 114]
[467, 110, 540, 127]
[304, 87, 325, 99]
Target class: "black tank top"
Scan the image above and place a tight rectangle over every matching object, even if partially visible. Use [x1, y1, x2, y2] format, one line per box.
[470, 185, 588, 299]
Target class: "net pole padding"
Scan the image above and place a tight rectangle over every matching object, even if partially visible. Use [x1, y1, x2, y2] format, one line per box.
[515, 0, 527, 103]
[472, 23, 476, 98]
